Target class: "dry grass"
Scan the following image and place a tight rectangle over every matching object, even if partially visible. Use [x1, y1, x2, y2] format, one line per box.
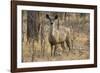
[22, 33, 89, 62]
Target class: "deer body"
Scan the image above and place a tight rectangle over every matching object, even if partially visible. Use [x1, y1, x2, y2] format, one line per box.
[49, 26, 70, 44]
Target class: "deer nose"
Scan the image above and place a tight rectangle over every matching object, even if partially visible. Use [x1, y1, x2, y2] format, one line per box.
[51, 23, 53, 25]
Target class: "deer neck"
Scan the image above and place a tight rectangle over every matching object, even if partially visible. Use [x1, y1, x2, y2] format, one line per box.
[50, 24, 57, 36]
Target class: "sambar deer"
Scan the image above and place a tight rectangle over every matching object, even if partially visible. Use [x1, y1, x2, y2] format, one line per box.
[46, 14, 72, 56]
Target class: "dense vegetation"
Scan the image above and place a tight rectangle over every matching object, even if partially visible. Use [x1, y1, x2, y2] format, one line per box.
[22, 10, 90, 62]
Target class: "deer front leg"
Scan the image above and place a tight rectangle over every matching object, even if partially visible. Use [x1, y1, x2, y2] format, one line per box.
[51, 44, 53, 56]
[54, 45, 57, 56]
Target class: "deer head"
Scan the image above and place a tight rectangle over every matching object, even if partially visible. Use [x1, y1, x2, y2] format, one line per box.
[46, 14, 58, 26]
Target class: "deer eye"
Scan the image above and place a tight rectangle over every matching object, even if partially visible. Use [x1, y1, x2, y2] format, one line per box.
[51, 22, 53, 25]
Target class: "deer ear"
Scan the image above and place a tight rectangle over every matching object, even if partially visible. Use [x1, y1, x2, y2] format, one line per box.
[46, 14, 49, 19]
[55, 15, 58, 19]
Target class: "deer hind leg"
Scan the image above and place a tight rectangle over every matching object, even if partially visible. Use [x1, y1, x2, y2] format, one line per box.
[65, 39, 71, 56]
[61, 41, 69, 56]
[66, 38, 75, 55]
[61, 42, 67, 53]
[66, 38, 71, 52]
